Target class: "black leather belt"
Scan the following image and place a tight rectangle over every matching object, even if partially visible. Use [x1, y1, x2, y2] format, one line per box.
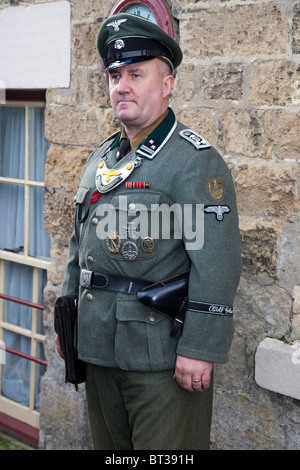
[80, 269, 152, 295]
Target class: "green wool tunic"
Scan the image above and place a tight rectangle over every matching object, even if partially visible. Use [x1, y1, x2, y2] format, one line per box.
[61, 108, 242, 371]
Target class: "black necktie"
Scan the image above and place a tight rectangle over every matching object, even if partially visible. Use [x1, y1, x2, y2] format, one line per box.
[118, 138, 131, 160]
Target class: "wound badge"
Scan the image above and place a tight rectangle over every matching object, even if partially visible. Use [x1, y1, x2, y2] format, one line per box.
[141, 237, 155, 254]
[207, 178, 224, 201]
[106, 231, 121, 254]
[122, 241, 138, 261]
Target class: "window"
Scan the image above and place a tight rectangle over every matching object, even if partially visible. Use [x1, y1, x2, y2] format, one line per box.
[0, 96, 50, 439]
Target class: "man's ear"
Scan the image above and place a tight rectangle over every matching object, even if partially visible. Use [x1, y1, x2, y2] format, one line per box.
[163, 74, 175, 97]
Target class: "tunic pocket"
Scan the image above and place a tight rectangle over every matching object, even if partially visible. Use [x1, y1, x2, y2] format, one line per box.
[114, 298, 177, 371]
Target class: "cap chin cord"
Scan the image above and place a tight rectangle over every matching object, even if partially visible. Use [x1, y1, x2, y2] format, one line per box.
[105, 56, 175, 75]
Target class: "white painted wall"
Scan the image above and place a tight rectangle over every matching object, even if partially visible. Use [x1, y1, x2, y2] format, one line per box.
[0, 1, 70, 89]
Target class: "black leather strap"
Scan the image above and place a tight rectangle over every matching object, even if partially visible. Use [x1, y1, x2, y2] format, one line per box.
[80, 269, 151, 295]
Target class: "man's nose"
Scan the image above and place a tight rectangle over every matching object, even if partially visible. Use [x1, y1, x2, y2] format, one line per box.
[117, 75, 130, 93]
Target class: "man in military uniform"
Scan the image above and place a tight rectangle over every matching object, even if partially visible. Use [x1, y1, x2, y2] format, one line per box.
[56, 13, 241, 450]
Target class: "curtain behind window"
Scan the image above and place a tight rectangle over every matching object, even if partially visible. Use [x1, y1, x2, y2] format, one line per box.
[0, 107, 25, 252]
[0, 106, 50, 409]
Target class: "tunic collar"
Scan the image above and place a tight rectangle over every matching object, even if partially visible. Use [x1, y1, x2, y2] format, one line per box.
[120, 109, 169, 152]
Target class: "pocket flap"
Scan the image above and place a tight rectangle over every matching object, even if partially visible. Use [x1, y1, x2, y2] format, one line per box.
[116, 298, 164, 324]
[75, 186, 90, 204]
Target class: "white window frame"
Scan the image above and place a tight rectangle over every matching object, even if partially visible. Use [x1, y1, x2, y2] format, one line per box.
[0, 100, 50, 430]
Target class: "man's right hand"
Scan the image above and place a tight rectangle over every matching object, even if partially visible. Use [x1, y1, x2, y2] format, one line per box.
[55, 334, 64, 359]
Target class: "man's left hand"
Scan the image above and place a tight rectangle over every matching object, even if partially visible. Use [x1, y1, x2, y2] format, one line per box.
[173, 355, 213, 392]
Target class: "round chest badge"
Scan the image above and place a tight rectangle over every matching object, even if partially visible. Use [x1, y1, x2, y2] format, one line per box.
[122, 241, 139, 261]
[141, 237, 155, 254]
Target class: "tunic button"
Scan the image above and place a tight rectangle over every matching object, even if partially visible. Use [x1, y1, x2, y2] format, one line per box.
[87, 256, 94, 264]
[149, 314, 156, 322]
[86, 293, 93, 302]
[91, 217, 98, 225]
[128, 202, 136, 212]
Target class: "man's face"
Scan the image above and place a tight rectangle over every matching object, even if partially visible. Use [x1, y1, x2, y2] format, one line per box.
[108, 59, 174, 137]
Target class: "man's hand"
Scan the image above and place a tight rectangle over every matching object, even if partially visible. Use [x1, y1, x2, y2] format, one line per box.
[55, 334, 64, 359]
[173, 355, 213, 392]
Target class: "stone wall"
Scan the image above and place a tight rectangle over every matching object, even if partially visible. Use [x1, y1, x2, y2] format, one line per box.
[39, 0, 300, 449]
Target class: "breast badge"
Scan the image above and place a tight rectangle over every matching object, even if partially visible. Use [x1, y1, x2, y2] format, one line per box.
[106, 231, 121, 253]
[122, 241, 139, 261]
[141, 237, 155, 254]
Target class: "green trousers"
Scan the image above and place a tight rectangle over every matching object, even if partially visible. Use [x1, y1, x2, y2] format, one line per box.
[85, 363, 213, 450]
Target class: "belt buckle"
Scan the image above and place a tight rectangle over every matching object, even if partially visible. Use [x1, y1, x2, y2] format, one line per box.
[80, 269, 93, 289]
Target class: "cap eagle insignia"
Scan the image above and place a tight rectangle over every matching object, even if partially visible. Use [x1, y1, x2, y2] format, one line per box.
[106, 19, 127, 32]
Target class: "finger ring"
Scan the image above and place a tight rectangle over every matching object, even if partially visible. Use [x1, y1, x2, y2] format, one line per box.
[192, 379, 201, 383]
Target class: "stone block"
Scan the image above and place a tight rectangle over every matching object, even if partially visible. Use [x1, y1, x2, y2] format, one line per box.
[235, 159, 298, 218]
[86, 68, 110, 107]
[173, 64, 195, 102]
[72, 0, 114, 21]
[45, 106, 118, 147]
[239, 217, 281, 278]
[255, 337, 300, 400]
[48, 240, 70, 287]
[174, 106, 215, 144]
[45, 144, 92, 193]
[44, 191, 76, 241]
[293, 286, 300, 313]
[250, 60, 300, 106]
[196, 62, 244, 101]
[180, 3, 288, 59]
[292, 3, 300, 54]
[72, 23, 99, 66]
[273, 111, 300, 160]
[221, 109, 273, 159]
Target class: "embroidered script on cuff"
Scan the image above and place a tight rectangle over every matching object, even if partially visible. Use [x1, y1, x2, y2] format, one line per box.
[187, 300, 233, 316]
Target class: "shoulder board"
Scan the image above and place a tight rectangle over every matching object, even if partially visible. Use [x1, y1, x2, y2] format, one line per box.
[179, 129, 211, 150]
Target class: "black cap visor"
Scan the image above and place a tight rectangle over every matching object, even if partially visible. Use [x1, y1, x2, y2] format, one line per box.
[104, 37, 174, 71]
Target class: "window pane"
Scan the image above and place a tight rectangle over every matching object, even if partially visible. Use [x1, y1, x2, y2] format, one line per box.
[29, 186, 51, 259]
[28, 107, 50, 182]
[0, 182, 24, 253]
[3, 262, 33, 328]
[0, 107, 25, 179]
[1, 332, 31, 407]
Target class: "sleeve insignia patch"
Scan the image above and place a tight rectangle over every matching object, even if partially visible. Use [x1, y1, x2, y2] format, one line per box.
[179, 129, 211, 150]
[204, 205, 231, 221]
[207, 178, 224, 200]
